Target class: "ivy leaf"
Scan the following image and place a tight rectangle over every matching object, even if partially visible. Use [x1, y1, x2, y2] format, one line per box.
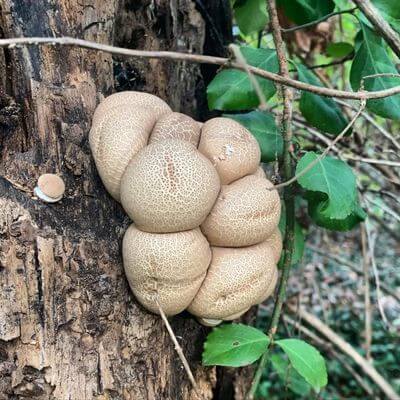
[296, 152, 357, 220]
[373, 0, 400, 32]
[277, 0, 335, 25]
[202, 323, 269, 367]
[308, 197, 366, 231]
[226, 111, 283, 162]
[350, 22, 400, 120]
[326, 42, 354, 59]
[270, 353, 312, 396]
[207, 47, 279, 111]
[233, 0, 268, 35]
[275, 339, 328, 391]
[297, 64, 349, 136]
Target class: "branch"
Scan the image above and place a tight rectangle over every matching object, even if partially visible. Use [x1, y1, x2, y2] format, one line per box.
[353, 0, 400, 58]
[156, 300, 202, 399]
[247, 0, 295, 397]
[287, 304, 400, 400]
[2, 36, 400, 100]
[271, 100, 365, 191]
[281, 7, 358, 33]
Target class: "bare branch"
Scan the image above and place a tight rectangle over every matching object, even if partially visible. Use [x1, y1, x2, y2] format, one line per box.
[353, 0, 400, 58]
[156, 300, 201, 398]
[287, 304, 400, 400]
[2, 36, 400, 100]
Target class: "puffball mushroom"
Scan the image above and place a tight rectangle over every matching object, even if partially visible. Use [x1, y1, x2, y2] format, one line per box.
[123, 225, 211, 315]
[198, 117, 261, 185]
[201, 175, 281, 247]
[149, 112, 201, 147]
[120, 139, 220, 233]
[89, 91, 282, 324]
[187, 239, 279, 320]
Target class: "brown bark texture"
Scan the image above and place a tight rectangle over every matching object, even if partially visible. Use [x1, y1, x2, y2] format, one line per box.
[0, 0, 252, 399]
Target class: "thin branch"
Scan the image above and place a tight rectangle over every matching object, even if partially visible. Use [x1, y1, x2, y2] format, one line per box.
[156, 300, 201, 398]
[307, 244, 400, 302]
[271, 100, 366, 191]
[229, 44, 268, 110]
[353, 0, 400, 58]
[2, 36, 400, 100]
[287, 304, 400, 400]
[283, 314, 375, 397]
[247, 0, 295, 398]
[361, 223, 372, 361]
[281, 7, 358, 33]
[335, 99, 400, 151]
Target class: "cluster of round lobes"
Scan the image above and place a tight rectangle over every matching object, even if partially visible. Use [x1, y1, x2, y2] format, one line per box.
[90, 91, 282, 326]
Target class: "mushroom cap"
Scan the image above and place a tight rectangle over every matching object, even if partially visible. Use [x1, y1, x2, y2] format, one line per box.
[149, 112, 201, 147]
[36, 174, 65, 200]
[89, 105, 156, 200]
[91, 91, 171, 132]
[253, 166, 267, 178]
[187, 239, 278, 320]
[120, 139, 221, 233]
[198, 117, 261, 185]
[122, 225, 211, 316]
[201, 175, 281, 247]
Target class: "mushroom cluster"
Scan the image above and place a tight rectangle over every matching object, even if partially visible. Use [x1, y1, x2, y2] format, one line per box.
[90, 91, 282, 326]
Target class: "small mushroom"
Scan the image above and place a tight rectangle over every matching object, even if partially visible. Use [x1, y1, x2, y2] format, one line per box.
[34, 174, 65, 203]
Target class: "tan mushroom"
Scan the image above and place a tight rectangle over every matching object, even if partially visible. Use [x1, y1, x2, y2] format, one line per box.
[149, 112, 201, 147]
[201, 174, 281, 247]
[187, 239, 278, 320]
[120, 139, 220, 233]
[264, 228, 283, 263]
[122, 225, 211, 316]
[34, 174, 65, 203]
[198, 117, 261, 184]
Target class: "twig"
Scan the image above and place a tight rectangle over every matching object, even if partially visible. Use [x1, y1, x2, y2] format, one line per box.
[156, 300, 201, 398]
[229, 44, 268, 110]
[361, 223, 372, 361]
[246, 1, 295, 398]
[281, 7, 358, 33]
[335, 99, 400, 151]
[271, 100, 366, 191]
[363, 220, 390, 329]
[283, 314, 375, 397]
[286, 304, 400, 400]
[353, 0, 400, 58]
[2, 36, 400, 100]
[307, 244, 400, 303]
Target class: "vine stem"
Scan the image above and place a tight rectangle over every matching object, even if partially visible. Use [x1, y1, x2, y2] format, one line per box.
[1, 36, 400, 100]
[246, 0, 295, 398]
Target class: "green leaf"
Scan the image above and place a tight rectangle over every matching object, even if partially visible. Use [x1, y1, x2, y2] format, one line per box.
[207, 47, 279, 111]
[270, 353, 312, 396]
[275, 339, 328, 391]
[278, 205, 305, 265]
[202, 323, 269, 367]
[350, 22, 400, 120]
[226, 111, 283, 162]
[373, 0, 400, 32]
[233, 0, 268, 35]
[277, 0, 335, 25]
[296, 152, 357, 220]
[326, 42, 354, 58]
[308, 198, 366, 231]
[297, 64, 349, 135]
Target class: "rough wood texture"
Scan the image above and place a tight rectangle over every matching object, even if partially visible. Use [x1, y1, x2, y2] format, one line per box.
[0, 1, 220, 399]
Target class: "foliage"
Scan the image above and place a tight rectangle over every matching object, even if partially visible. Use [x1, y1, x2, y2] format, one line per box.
[203, 0, 400, 398]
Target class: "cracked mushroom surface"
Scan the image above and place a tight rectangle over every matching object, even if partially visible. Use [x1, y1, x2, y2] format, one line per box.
[90, 91, 282, 322]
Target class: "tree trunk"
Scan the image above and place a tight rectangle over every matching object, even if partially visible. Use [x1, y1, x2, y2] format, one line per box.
[0, 1, 252, 399]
